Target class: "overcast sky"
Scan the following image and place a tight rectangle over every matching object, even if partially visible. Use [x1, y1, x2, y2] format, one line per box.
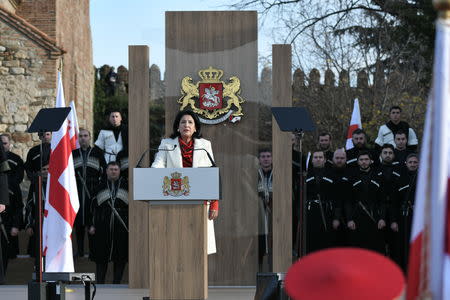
[90, 1, 275, 73]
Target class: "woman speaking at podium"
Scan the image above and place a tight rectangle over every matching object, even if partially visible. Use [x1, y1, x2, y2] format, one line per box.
[151, 110, 219, 254]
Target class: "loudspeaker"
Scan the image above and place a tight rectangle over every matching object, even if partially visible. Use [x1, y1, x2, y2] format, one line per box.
[254, 273, 290, 300]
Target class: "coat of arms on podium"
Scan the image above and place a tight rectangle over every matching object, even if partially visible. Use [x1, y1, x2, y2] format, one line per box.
[163, 172, 190, 196]
[178, 66, 245, 124]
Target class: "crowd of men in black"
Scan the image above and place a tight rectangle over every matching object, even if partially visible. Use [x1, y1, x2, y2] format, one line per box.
[257, 106, 419, 274]
[0, 110, 129, 284]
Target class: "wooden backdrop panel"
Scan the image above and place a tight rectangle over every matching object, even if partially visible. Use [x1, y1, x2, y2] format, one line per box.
[272, 44, 293, 272]
[128, 45, 150, 288]
[165, 11, 259, 285]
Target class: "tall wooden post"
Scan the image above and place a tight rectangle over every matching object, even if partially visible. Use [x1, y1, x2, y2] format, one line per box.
[128, 45, 150, 288]
[272, 44, 293, 272]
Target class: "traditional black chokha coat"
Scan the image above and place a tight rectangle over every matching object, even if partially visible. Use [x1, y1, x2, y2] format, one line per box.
[73, 146, 106, 227]
[389, 169, 418, 271]
[24, 143, 50, 179]
[0, 146, 8, 284]
[346, 168, 386, 254]
[305, 167, 335, 254]
[3, 151, 23, 231]
[90, 178, 128, 263]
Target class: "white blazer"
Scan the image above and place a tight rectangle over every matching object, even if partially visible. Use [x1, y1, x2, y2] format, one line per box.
[94, 129, 124, 163]
[375, 124, 418, 148]
[151, 137, 216, 254]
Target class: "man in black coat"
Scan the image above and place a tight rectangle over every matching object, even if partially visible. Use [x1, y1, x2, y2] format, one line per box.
[329, 148, 351, 246]
[89, 161, 128, 284]
[72, 129, 106, 258]
[0, 142, 9, 284]
[376, 144, 402, 259]
[393, 130, 414, 166]
[305, 150, 335, 254]
[317, 132, 334, 167]
[24, 132, 51, 180]
[389, 153, 419, 272]
[0, 134, 24, 272]
[346, 151, 386, 254]
[346, 129, 378, 169]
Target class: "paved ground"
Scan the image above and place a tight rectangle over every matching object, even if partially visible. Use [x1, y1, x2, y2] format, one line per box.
[0, 285, 256, 300]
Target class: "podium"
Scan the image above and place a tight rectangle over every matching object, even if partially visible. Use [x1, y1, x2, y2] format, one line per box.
[134, 167, 220, 300]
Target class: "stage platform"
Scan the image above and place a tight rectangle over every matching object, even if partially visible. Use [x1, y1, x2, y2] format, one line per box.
[0, 285, 256, 300]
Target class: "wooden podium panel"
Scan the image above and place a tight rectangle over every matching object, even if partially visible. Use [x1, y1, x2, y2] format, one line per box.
[149, 204, 207, 300]
[166, 11, 259, 285]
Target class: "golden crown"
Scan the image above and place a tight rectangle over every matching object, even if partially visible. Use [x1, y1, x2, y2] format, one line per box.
[171, 172, 182, 179]
[198, 66, 223, 83]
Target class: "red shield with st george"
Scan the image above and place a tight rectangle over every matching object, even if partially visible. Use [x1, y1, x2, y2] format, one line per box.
[199, 83, 223, 110]
[171, 178, 181, 191]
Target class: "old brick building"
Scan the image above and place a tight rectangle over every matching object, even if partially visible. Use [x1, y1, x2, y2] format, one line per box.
[0, 0, 93, 158]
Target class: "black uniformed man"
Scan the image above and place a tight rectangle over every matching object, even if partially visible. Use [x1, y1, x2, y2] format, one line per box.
[376, 144, 401, 259]
[346, 151, 386, 254]
[89, 161, 128, 284]
[389, 153, 419, 272]
[72, 129, 106, 258]
[393, 130, 414, 166]
[0, 134, 24, 272]
[0, 142, 9, 284]
[305, 150, 335, 254]
[346, 129, 377, 168]
[257, 149, 272, 271]
[317, 132, 334, 167]
[24, 132, 51, 180]
[329, 148, 351, 246]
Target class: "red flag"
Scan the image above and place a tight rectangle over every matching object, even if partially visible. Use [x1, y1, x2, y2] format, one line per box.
[42, 72, 79, 272]
[407, 19, 450, 300]
[345, 98, 362, 150]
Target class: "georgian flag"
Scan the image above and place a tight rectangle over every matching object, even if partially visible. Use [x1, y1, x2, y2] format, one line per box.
[42, 72, 79, 272]
[345, 98, 362, 150]
[406, 19, 450, 300]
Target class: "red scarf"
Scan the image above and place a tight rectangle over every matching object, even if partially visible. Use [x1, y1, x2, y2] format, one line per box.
[179, 137, 194, 168]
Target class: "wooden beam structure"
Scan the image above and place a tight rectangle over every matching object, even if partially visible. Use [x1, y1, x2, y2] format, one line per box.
[128, 45, 150, 289]
[271, 44, 293, 272]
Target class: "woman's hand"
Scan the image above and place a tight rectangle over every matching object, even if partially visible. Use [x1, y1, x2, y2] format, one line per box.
[208, 209, 218, 220]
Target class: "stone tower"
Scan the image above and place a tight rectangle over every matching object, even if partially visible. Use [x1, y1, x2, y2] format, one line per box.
[0, 0, 93, 158]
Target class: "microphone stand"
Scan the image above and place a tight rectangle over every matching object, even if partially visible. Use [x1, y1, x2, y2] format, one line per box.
[135, 145, 178, 168]
[293, 129, 307, 258]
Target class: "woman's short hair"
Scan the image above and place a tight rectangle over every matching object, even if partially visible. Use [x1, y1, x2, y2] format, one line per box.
[170, 110, 203, 139]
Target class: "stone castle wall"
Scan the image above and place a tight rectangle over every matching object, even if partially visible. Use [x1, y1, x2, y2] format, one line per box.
[0, 21, 58, 158]
[108, 63, 426, 149]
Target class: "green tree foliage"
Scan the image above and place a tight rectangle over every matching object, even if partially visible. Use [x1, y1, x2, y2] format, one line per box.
[93, 65, 165, 148]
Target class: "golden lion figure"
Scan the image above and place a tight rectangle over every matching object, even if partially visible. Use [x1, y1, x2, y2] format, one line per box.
[178, 77, 199, 112]
[222, 76, 244, 116]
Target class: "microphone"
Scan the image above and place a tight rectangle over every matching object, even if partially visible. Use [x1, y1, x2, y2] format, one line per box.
[135, 145, 177, 168]
[193, 148, 217, 167]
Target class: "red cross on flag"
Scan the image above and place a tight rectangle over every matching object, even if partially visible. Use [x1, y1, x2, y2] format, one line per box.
[42, 72, 80, 272]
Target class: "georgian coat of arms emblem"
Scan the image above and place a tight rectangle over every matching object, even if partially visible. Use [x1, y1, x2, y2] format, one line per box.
[178, 66, 245, 124]
[162, 172, 190, 197]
